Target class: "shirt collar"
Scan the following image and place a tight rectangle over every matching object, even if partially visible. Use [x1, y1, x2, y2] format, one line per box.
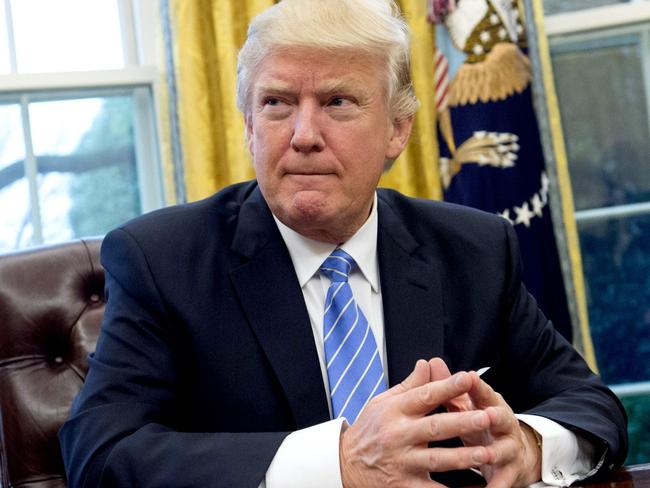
[273, 193, 380, 292]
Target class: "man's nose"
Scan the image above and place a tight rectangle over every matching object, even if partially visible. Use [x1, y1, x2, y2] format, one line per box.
[290, 103, 325, 153]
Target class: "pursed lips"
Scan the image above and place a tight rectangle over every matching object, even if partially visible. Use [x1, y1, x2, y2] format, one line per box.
[283, 172, 337, 187]
[283, 169, 337, 177]
[286, 172, 335, 175]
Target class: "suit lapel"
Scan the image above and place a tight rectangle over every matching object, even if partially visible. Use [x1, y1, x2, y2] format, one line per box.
[229, 188, 330, 428]
[377, 195, 445, 387]
[228, 187, 444, 424]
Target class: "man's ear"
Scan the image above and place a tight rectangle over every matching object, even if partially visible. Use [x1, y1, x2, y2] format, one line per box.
[245, 114, 254, 156]
[386, 115, 414, 160]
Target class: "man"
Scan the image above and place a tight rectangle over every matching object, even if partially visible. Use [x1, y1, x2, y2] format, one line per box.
[59, 0, 627, 486]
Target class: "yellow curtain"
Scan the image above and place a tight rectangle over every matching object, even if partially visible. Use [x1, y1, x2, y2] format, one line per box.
[165, 0, 441, 202]
[380, 0, 441, 200]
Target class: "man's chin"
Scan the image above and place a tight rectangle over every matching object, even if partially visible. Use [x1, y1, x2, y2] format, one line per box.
[268, 189, 367, 242]
[288, 191, 333, 224]
[268, 193, 340, 241]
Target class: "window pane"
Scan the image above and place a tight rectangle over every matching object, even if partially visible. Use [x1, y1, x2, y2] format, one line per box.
[29, 95, 141, 244]
[543, 0, 630, 15]
[578, 213, 650, 385]
[0, 104, 33, 252]
[11, 0, 124, 72]
[0, 1, 11, 74]
[551, 31, 650, 210]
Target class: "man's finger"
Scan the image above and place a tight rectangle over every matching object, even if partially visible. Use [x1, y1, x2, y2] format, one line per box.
[405, 479, 448, 488]
[405, 410, 490, 445]
[467, 371, 504, 409]
[402, 359, 432, 390]
[428, 357, 452, 381]
[401, 372, 473, 416]
[407, 445, 490, 473]
[484, 466, 519, 488]
[484, 406, 518, 436]
[429, 358, 475, 412]
[379, 359, 430, 400]
[483, 434, 518, 466]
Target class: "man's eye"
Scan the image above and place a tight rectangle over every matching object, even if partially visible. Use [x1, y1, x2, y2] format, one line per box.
[264, 97, 284, 107]
[328, 97, 351, 107]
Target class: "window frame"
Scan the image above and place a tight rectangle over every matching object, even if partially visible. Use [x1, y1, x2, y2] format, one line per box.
[545, 1, 650, 37]
[0, 0, 164, 247]
[544, 0, 650, 397]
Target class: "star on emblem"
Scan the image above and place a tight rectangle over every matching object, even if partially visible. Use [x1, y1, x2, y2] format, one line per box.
[514, 202, 535, 227]
[540, 172, 550, 204]
[541, 172, 550, 192]
[531, 193, 544, 217]
[498, 209, 514, 225]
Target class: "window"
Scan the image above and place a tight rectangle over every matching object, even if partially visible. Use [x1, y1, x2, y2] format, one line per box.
[0, 0, 163, 253]
[545, 0, 650, 463]
[545, 0, 635, 15]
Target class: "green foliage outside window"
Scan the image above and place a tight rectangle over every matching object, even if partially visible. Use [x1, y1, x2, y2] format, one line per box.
[68, 96, 141, 238]
[621, 395, 650, 464]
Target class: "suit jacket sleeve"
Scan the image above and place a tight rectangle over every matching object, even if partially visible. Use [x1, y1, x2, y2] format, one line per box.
[375, 192, 627, 485]
[59, 227, 289, 488]
[489, 220, 628, 473]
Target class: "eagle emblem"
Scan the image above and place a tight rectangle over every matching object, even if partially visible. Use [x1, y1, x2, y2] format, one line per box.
[431, 0, 530, 189]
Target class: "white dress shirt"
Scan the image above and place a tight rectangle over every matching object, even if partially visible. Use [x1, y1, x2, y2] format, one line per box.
[258, 195, 598, 487]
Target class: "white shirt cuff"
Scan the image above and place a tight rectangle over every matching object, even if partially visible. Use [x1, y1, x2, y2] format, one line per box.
[262, 418, 347, 488]
[517, 414, 603, 487]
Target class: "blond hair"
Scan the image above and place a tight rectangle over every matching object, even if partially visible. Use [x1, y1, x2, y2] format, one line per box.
[236, 0, 419, 122]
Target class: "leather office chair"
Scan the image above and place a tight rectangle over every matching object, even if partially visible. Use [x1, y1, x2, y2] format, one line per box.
[0, 239, 104, 488]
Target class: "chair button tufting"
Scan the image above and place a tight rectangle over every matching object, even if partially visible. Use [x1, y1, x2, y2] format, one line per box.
[89, 293, 101, 303]
[53, 356, 64, 364]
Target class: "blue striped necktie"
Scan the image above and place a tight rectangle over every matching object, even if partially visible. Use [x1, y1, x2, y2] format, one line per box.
[320, 248, 386, 423]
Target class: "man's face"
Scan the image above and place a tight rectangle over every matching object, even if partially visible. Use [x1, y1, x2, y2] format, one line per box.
[246, 48, 413, 243]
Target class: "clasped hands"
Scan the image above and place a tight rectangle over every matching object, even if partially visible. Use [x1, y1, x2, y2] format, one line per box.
[340, 358, 542, 488]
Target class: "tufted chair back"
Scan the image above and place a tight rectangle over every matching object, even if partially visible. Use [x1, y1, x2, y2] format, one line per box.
[0, 239, 104, 488]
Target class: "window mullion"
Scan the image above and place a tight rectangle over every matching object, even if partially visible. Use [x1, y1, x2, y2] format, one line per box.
[575, 202, 650, 224]
[19, 95, 43, 245]
[640, 28, 650, 148]
[4, 0, 17, 72]
[0, 68, 157, 94]
[610, 381, 650, 398]
[132, 0, 158, 66]
[117, 0, 139, 66]
[132, 86, 164, 211]
[545, 3, 650, 36]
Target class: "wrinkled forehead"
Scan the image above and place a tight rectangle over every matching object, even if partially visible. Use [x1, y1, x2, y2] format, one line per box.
[250, 46, 389, 97]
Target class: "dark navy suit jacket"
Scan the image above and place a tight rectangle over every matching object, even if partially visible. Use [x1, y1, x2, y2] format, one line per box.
[59, 180, 627, 487]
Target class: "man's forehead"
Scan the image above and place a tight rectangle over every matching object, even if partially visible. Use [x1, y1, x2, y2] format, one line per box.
[254, 76, 370, 95]
[252, 51, 384, 95]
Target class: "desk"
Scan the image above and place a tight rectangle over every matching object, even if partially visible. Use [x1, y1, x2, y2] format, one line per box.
[468, 464, 650, 488]
[577, 463, 650, 487]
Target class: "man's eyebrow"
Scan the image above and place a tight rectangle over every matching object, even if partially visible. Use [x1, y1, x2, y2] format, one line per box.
[255, 82, 295, 95]
[316, 79, 363, 96]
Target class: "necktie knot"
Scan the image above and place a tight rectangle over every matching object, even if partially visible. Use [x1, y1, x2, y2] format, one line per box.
[320, 248, 356, 283]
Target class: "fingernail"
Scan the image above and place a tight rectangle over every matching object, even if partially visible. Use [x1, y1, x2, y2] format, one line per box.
[454, 373, 467, 387]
